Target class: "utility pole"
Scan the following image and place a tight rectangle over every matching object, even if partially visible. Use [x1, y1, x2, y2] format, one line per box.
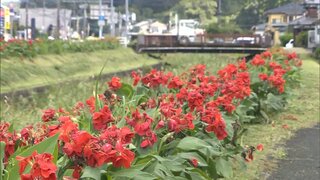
[42, 0, 45, 33]
[98, 0, 104, 39]
[125, 0, 129, 38]
[56, 0, 61, 39]
[110, 0, 115, 37]
[25, 0, 28, 39]
[217, 0, 221, 25]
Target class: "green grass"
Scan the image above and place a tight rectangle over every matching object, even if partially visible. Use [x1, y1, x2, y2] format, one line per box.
[1, 50, 318, 179]
[0, 48, 158, 93]
[1, 53, 240, 129]
[230, 56, 320, 180]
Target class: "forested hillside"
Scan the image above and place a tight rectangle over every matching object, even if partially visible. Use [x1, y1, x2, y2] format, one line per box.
[22, 0, 300, 29]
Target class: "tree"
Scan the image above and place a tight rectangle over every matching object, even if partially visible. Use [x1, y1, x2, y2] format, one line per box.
[173, 0, 217, 25]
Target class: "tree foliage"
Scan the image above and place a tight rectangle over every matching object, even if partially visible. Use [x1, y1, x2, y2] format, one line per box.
[173, 0, 217, 25]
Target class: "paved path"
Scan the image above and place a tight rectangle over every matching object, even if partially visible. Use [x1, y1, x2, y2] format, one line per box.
[268, 123, 320, 180]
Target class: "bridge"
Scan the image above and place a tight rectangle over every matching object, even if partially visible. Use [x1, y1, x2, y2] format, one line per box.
[135, 34, 272, 54]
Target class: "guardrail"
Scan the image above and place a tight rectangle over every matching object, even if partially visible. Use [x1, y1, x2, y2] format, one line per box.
[136, 33, 273, 50]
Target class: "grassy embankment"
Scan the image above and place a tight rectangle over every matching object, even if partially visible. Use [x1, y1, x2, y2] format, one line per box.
[231, 52, 320, 180]
[0, 48, 158, 93]
[1, 49, 318, 179]
[1, 52, 240, 128]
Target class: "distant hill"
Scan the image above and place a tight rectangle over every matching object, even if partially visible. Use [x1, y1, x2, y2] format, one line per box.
[20, 0, 299, 29]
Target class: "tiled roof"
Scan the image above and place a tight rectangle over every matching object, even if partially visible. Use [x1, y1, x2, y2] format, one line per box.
[265, 3, 305, 15]
[289, 16, 318, 25]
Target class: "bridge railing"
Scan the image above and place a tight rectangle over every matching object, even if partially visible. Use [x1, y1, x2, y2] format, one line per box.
[136, 33, 273, 49]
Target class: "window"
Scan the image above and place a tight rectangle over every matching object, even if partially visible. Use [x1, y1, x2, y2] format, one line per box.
[185, 22, 195, 29]
[289, 16, 294, 21]
[272, 18, 280, 24]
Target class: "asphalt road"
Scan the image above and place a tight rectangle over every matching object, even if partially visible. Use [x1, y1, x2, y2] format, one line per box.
[268, 123, 320, 180]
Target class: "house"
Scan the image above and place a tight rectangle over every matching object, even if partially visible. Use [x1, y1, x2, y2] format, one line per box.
[251, 23, 266, 36]
[19, 8, 72, 35]
[129, 20, 167, 35]
[264, 2, 305, 45]
[289, 0, 319, 48]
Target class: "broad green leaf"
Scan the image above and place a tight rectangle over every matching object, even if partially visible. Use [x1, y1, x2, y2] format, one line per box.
[215, 157, 233, 178]
[259, 110, 270, 123]
[0, 142, 5, 180]
[177, 137, 210, 151]
[186, 170, 208, 180]
[266, 93, 285, 111]
[186, 167, 211, 180]
[116, 83, 134, 99]
[6, 133, 59, 180]
[8, 123, 14, 133]
[81, 166, 101, 180]
[137, 95, 149, 105]
[53, 142, 59, 164]
[158, 132, 174, 154]
[111, 168, 156, 180]
[178, 152, 208, 167]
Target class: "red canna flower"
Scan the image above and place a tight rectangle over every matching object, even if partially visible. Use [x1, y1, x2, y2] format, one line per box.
[131, 71, 141, 86]
[41, 108, 56, 122]
[261, 51, 272, 59]
[287, 52, 297, 60]
[92, 105, 114, 131]
[72, 165, 82, 179]
[168, 76, 184, 89]
[282, 124, 289, 129]
[140, 131, 157, 148]
[108, 77, 122, 90]
[258, 73, 268, 81]
[256, 144, 264, 151]
[190, 158, 198, 167]
[86, 96, 96, 113]
[156, 120, 165, 129]
[112, 141, 135, 168]
[238, 59, 247, 71]
[205, 117, 228, 140]
[17, 151, 57, 180]
[251, 54, 265, 66]
[63, 131, 92, 157]
[0, 122, 17, 164]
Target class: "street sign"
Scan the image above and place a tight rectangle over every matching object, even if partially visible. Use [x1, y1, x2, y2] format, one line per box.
[98, 20, 105, 26]
[0, 7, 4, 36]
[99, 15, 105, 20]
[5, 21, 10, 30]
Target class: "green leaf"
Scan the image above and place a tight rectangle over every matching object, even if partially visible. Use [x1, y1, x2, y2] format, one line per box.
[186, 167, 211, 180]
[111, 168, 156, 180]
[177, 137, 210, 151]
[158, 132, 174, 154]
[53, 142, 59, 164]
[6, 133, 59, 180]
[8, 123, 14, 133]
[259, 110, 270, 123]
[116, 83, 134, 99]
[178, 152, 208, 167]
[137, 95, 149, 105]
[266, 93, 285, 111]
[215, 157, 233, 178]
[0, 142, 5, 180]
[81, 166, 101, 180]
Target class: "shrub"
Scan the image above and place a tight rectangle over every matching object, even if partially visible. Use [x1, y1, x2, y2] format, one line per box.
[314, 47, 320, 60]
[279, 33, 293, 47]
[206, 22, 243, 34]
[0, 49, 303, 179]
[295, 31, 308, 47]
[0, 37, 120, 59]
